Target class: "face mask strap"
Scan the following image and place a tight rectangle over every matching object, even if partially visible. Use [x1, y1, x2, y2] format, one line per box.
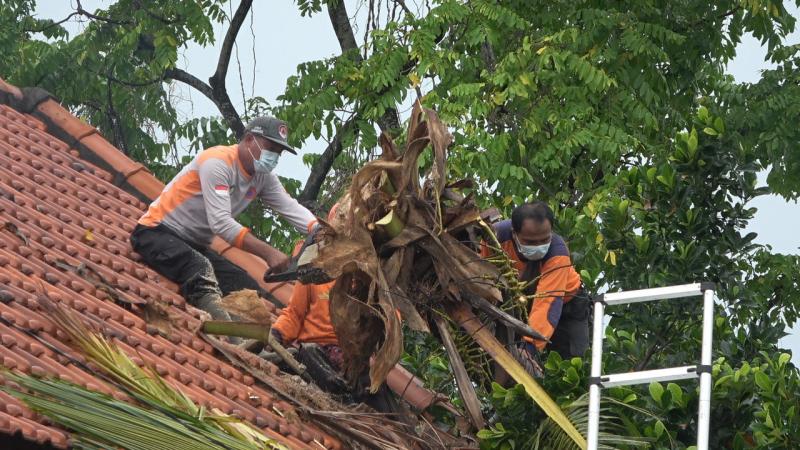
[251, 137, 266, 161]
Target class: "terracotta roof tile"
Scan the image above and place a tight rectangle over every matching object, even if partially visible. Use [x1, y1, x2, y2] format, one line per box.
[0, 82, 340, 449]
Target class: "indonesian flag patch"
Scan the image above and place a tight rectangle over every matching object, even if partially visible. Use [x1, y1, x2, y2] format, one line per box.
[214, 185, 229, 196]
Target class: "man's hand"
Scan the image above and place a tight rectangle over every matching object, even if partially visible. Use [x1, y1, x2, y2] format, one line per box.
[264, 252, 290, 275]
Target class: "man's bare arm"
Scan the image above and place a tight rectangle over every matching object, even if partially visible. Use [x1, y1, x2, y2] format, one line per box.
[240, 232, 290, 274]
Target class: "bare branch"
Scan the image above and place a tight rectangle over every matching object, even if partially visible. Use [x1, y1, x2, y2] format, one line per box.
[205, 0, 253, 138]
[327, 0, 400, 132]
[393, 0, 415, 18]
[164, 66, 245, 139]
[299, 118, 356, 206]
[212, 0, 253, 86]
[164, 68, 214, 99]
[26, 12, 82, 33]
[328, 0, 361, 58]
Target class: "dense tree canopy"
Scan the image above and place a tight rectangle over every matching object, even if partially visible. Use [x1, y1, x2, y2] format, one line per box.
[2, 0, 799, 448]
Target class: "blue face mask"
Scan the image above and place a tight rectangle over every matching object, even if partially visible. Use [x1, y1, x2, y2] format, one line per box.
[514, 233, 550, 261]
[251, 139, 280, 173]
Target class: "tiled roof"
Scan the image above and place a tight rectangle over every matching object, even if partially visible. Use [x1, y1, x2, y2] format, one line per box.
[0, 79, 339, 449]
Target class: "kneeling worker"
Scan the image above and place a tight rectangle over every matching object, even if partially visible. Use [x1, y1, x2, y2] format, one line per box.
[130, 117, 317, 320]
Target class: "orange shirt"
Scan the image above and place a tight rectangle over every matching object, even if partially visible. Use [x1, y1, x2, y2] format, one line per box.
[272, 280, 338, 345]
[481, 219, 581, 350]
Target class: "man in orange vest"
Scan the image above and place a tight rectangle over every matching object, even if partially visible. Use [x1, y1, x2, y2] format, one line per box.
[130, 117, 317, 320]
[482, 202, 590, 362]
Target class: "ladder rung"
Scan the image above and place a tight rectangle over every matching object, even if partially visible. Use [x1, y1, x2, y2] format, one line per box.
[599, 283, 706, 306]
[600, 366, 699, 387]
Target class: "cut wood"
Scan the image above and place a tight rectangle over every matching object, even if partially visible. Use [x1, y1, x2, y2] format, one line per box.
[459, 289, 550, 343]
[433, 315, 485, 430]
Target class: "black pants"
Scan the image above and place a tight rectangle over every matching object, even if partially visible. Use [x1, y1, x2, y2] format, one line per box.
[130, 224, 268, 307]
[548, 290, 591, 359]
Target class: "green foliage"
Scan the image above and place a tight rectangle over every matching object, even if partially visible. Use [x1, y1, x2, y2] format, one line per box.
[478, 381, 652, 450]
[4, 0, 800, 447]
[0, 0, 228, 166]
[401, 329, 459, 398]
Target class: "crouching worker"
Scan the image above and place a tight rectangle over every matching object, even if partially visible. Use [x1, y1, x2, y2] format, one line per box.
[271, 227, 449, 413]
[271, 269, 449, 415]
[130, 117, 317, 320]
[482, 202, 591, 366]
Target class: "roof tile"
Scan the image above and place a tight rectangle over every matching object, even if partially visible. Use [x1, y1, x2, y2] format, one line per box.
[0, 83, 339, 449]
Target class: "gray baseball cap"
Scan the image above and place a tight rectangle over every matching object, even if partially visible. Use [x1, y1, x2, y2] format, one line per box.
[244, 116, 296, 154]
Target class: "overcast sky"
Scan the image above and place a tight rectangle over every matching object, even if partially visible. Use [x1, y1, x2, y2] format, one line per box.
[35, 1, 799, 359]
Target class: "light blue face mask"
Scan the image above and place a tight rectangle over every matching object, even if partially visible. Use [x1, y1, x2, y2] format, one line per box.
[514, 233, 550, 261]
[251, 139, 280, 173]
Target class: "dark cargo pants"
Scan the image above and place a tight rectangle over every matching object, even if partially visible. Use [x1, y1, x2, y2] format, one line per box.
[548, 290, 591, 359]
[130, 224, 270, 314]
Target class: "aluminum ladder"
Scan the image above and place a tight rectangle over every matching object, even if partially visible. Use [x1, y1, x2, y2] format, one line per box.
[587, 283, 716, 450]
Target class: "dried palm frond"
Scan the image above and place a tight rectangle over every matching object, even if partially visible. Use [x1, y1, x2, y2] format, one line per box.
[301, 101, 588, 447]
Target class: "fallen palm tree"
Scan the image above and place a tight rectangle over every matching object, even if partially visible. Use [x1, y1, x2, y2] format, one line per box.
[294, 101, 588, 449]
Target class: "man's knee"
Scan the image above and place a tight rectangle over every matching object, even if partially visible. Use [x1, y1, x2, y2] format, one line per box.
[181, 256, 222, 302]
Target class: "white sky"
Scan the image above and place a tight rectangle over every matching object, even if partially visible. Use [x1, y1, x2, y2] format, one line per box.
[35, 1, 800, 359]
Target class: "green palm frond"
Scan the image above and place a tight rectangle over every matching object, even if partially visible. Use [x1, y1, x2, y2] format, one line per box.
[0, 296, 286, 450]
[531, 394, 654, 450]
[1, 371, 285, 450]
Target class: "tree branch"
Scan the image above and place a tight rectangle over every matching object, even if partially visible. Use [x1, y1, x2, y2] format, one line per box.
[26, 12, 82, 33]
[296, 1, 401, 206]
[328, 1, 360, 58]
[393, 0, 415, 18]
[299, 118, 356, 206]
[105, 71, 129, 155]
[202, 0, 252, 138]
[164, 68, 213, 99]
[213, 0, 253, 85]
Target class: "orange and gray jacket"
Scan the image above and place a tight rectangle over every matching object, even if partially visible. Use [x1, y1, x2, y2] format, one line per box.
[138, 145, 316, 247]
[481, 219, 581, 350]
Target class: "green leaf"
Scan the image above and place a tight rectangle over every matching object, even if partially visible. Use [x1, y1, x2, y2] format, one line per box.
[713, 117, 725, 133]
[649, 382, 664, 404]
[687, 128, 698, 154]
[754, 371, 773, 391]
[697, 106, 710, 123]
[666, 383, 683, 406]
[703, 127, 718, 136]
[654, 420, 666, 439]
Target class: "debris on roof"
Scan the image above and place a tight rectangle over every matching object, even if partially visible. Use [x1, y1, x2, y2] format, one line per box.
[1, 78, 451, 449]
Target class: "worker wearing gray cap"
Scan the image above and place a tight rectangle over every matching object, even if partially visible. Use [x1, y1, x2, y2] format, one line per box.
[130, 116, 317, 320]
